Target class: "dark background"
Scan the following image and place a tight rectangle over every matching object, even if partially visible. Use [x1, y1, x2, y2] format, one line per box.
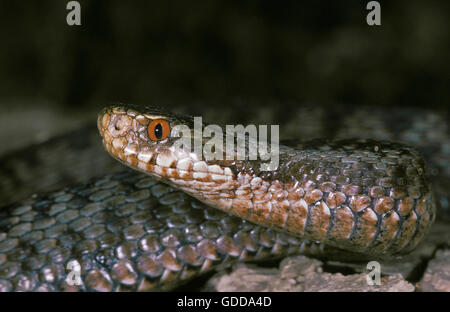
[0, 0, 448, 149]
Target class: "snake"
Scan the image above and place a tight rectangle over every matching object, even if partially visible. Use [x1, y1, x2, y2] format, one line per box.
[0, 103, 444, 291]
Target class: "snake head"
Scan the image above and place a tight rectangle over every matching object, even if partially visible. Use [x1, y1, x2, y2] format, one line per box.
[98, 103, 199, 179]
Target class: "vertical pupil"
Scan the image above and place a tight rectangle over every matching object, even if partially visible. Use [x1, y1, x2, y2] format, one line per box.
[154, 123, 163, 139]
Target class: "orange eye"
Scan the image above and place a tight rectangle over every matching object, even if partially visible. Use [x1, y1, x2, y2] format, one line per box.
[147, 119, 171, 141]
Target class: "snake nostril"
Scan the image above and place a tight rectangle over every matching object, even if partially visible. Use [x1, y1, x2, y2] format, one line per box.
[109, 115, 131, 136]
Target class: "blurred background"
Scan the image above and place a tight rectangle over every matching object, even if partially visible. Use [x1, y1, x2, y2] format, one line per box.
[0, 0, 448, 152]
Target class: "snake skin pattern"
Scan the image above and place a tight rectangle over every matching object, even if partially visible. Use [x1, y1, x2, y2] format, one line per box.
[0, 103, 447, 292]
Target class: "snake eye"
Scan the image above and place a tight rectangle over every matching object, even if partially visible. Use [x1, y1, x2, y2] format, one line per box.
[147, 119, 170, 141]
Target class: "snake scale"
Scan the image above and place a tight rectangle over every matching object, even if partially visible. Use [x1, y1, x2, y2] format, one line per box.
[0, 103, 448, 292]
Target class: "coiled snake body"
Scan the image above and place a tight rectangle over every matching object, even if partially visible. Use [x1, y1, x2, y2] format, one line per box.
[0, 104, 439, 291]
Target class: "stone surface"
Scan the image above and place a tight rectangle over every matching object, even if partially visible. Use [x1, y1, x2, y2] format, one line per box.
[206, 256, 414, 292]
[419, 249, 450, 292]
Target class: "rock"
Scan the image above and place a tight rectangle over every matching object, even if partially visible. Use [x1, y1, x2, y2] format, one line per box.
[206, 256, 414, 292]
[419, 249, 450, 292]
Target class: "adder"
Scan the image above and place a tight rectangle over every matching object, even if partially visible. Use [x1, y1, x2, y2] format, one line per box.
[0, 103, 448, 291]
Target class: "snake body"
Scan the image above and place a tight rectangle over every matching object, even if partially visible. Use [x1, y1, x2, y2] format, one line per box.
[0, 104, 439, 291]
